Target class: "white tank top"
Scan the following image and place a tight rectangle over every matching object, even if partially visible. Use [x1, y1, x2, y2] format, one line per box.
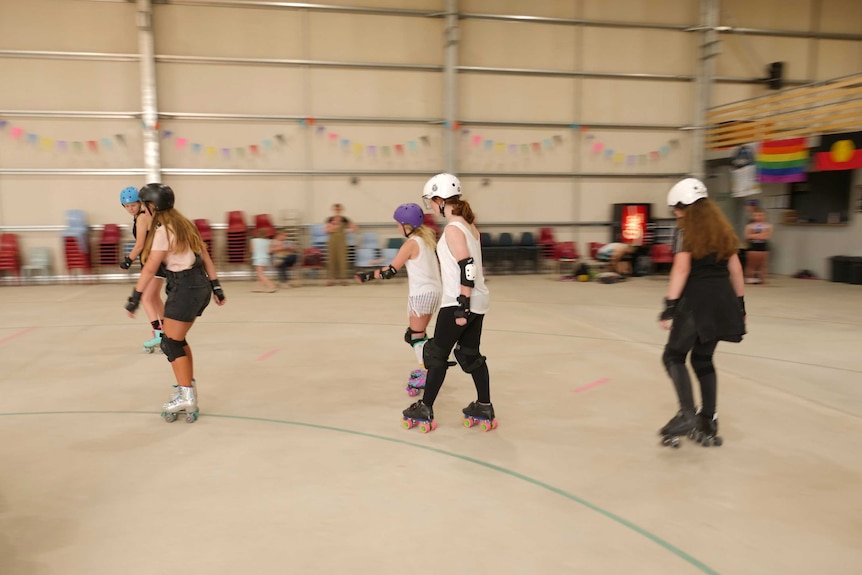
[437, 221, 489, 313]
[405, 235, 442, 298]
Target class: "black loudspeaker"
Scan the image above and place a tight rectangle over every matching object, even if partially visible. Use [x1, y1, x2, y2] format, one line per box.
[767, 62, 784, 90]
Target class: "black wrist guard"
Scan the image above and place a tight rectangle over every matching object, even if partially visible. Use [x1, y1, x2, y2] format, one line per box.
[211, 279, 225, 303]
[380, 265, 397, 280]
[120, 256, 133, 270]
[125, 290, 143, 313]
[659, 297, 679, 321]
[738, 296, 746, 315]
[454, 294, 471, 320]
[357, 270, 375, 283]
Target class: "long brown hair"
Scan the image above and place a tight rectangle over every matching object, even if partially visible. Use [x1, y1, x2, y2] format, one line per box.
[141, 208, 205, 263]
[679, 198, 739, 260]
[446, 197, 477, 224]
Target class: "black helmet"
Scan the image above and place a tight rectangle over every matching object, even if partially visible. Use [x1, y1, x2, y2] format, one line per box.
[139, 183, 175, 211]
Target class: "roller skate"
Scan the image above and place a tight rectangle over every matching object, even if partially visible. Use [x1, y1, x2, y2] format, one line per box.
[690, 412, 723, 447]
[406, 369, 427, 397]
[462, 401, 498, 432]
[659, 410, 696, 448]
[168, 378, 197, 402]
[401, 400, 436, 433]
[161, 384, 198, 424]
[143, 329, 163, 354]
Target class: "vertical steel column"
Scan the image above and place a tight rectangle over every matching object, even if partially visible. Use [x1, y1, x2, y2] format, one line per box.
[691, 0, 719, 179]
[443, 0, 459, 174]
[137, 0, 161, 183]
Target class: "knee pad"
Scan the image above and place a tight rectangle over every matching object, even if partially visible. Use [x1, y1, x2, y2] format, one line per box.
[454, 344, 486, 374]
[662, 347, 687, 371]
[422, 338, 451, 370]
[160, 335, 188, 363]
[690, 352, 715, 377]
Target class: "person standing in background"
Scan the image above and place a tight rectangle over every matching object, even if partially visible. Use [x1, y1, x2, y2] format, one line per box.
[324, 203, 358, 286]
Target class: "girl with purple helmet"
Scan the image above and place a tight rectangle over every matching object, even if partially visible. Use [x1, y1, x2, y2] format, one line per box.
[356, 203, 441, 395]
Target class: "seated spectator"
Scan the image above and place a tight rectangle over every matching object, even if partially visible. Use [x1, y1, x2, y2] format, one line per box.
[251, 228, 277, 293]
[270, 229, 298, 286]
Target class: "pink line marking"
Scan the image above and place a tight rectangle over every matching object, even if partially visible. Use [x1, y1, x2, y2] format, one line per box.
[0, 327, 36, 346]
[573, 377, 611, 393]
[256, 349, 279, 362]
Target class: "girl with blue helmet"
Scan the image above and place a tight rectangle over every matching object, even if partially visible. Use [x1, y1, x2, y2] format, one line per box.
[119, 185, 166, 353]
[355, 203, 442, 396]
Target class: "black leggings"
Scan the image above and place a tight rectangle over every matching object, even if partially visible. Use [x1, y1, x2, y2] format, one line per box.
[421, 306, 490, 407]
[662, 307, 719, 417]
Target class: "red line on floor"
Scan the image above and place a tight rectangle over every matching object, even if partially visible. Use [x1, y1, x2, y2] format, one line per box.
[0, 327, 36, 346]
[573, 377, 611, 393]
[256, 349, 279, 361]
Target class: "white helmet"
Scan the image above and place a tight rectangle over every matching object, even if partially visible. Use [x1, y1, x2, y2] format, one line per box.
[422, 173, 461, 201]
[667, 177, 708, 207]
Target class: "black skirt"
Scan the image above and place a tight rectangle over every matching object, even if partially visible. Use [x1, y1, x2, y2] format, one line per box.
[679, 276, 746, 343]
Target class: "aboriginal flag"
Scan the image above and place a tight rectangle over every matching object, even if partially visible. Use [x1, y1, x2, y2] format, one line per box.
[814, 132, 862, 171]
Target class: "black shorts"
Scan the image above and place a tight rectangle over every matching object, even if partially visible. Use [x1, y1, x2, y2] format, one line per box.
[155, 263, 167, 280]
[164, 266, 211, 322]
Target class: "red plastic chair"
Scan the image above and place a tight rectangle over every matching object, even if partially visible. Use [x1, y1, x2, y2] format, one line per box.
[226, 211, 248, 264]
[650, 243, 675, 273]
[538, 227, 557, 259]
[553, 241, 579, 277]
[0, 233, 22, 278]
[194, 219, 214, 259]
[253, 214, 275, 239]
[589, 242, 602, 260]
[64, 236, 91, 274]
[97, 224, 121, 267]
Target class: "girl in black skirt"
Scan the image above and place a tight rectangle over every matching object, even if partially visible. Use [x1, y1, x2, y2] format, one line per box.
[658, 178, 746, 447]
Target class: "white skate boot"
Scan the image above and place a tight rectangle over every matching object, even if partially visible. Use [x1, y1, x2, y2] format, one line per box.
[162, 384, 199, 423]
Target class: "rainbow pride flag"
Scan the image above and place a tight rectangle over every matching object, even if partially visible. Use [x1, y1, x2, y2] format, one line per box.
[757, 137, 808, 183]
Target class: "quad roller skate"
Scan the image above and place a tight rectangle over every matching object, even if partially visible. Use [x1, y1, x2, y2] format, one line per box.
[659, 410, 696, 448]
[161, 384, 198, 424]
[143, 329, 163, 354]
[690, 412, 723, 447]
[462, 401, 498, 432]
[402, 400, 436, 433]
[405, 369, 427, 397]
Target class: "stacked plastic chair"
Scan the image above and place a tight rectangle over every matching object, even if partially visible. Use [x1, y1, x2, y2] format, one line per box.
[22, 247, 52, 282]
[97, 224, 121, 268]
[253, 214, 275, 239]
[226, 211, 247, 265]
[194, 219, 214, 259]
[0, 233, 22, 282]
[354, 231, 380, 268]
[62, 210, 91, 276]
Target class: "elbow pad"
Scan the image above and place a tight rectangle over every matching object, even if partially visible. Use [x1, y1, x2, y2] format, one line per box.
[380, 265, 397, 280]
[458, 257, 476, 288]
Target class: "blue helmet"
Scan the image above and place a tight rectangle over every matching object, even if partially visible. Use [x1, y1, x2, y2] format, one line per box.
[393, 203, 424, 229]
[120, 186, 139, 205]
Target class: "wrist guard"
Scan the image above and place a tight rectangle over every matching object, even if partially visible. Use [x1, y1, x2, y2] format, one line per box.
[125, 290, 143, 313]
[380, 265, 397, 280]
[659, 297, 679, 321]
[357, 270, 375, 283]
[211, 279, 226, 303]
[120, 256, 133, 270]
[454, 294, 471, 320]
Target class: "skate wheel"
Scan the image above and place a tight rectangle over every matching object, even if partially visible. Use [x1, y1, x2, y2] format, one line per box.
[185, 412, 198, 423]
[144, 346, 154, 354]
[419, 421, 435, 433]
[480, 420, 492, 432]
[713, 436, 723, 447]
[491, 419, 498, 430]
[402, 418, 414, 430]
[407, 388, 419, 397]
[661, 435, 680, 448]
[162, 412, 177, 423]
[463, 417, 475, 428]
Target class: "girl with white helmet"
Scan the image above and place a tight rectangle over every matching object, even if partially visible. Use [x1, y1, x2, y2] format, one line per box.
[658, 177, 746, 447]
[400, 173, 496, 433]
[119, 186, 166, 353]
[355, 203, 442, 396]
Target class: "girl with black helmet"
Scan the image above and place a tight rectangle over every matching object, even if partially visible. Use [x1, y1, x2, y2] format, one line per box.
[123, 183, 226, 423]
[658, 177, 746, 447]
[355, 203, 442, 396]
[119, 186, 166, 353]
[400, 174, 495, 433]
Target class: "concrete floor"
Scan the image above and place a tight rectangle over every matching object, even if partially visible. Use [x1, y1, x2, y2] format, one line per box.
[0, 274, 860, 575]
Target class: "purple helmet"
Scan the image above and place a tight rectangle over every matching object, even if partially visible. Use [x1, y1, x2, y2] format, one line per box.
[393, 203, 424, 229]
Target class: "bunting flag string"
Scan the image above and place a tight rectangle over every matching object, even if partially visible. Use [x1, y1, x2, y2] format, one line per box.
[159, 129, 285, 159]
[584, 129, 680, 165]
[314, 121, 432, 158]
[0, 116, 129, 153]
[460, 127, 568, 155]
